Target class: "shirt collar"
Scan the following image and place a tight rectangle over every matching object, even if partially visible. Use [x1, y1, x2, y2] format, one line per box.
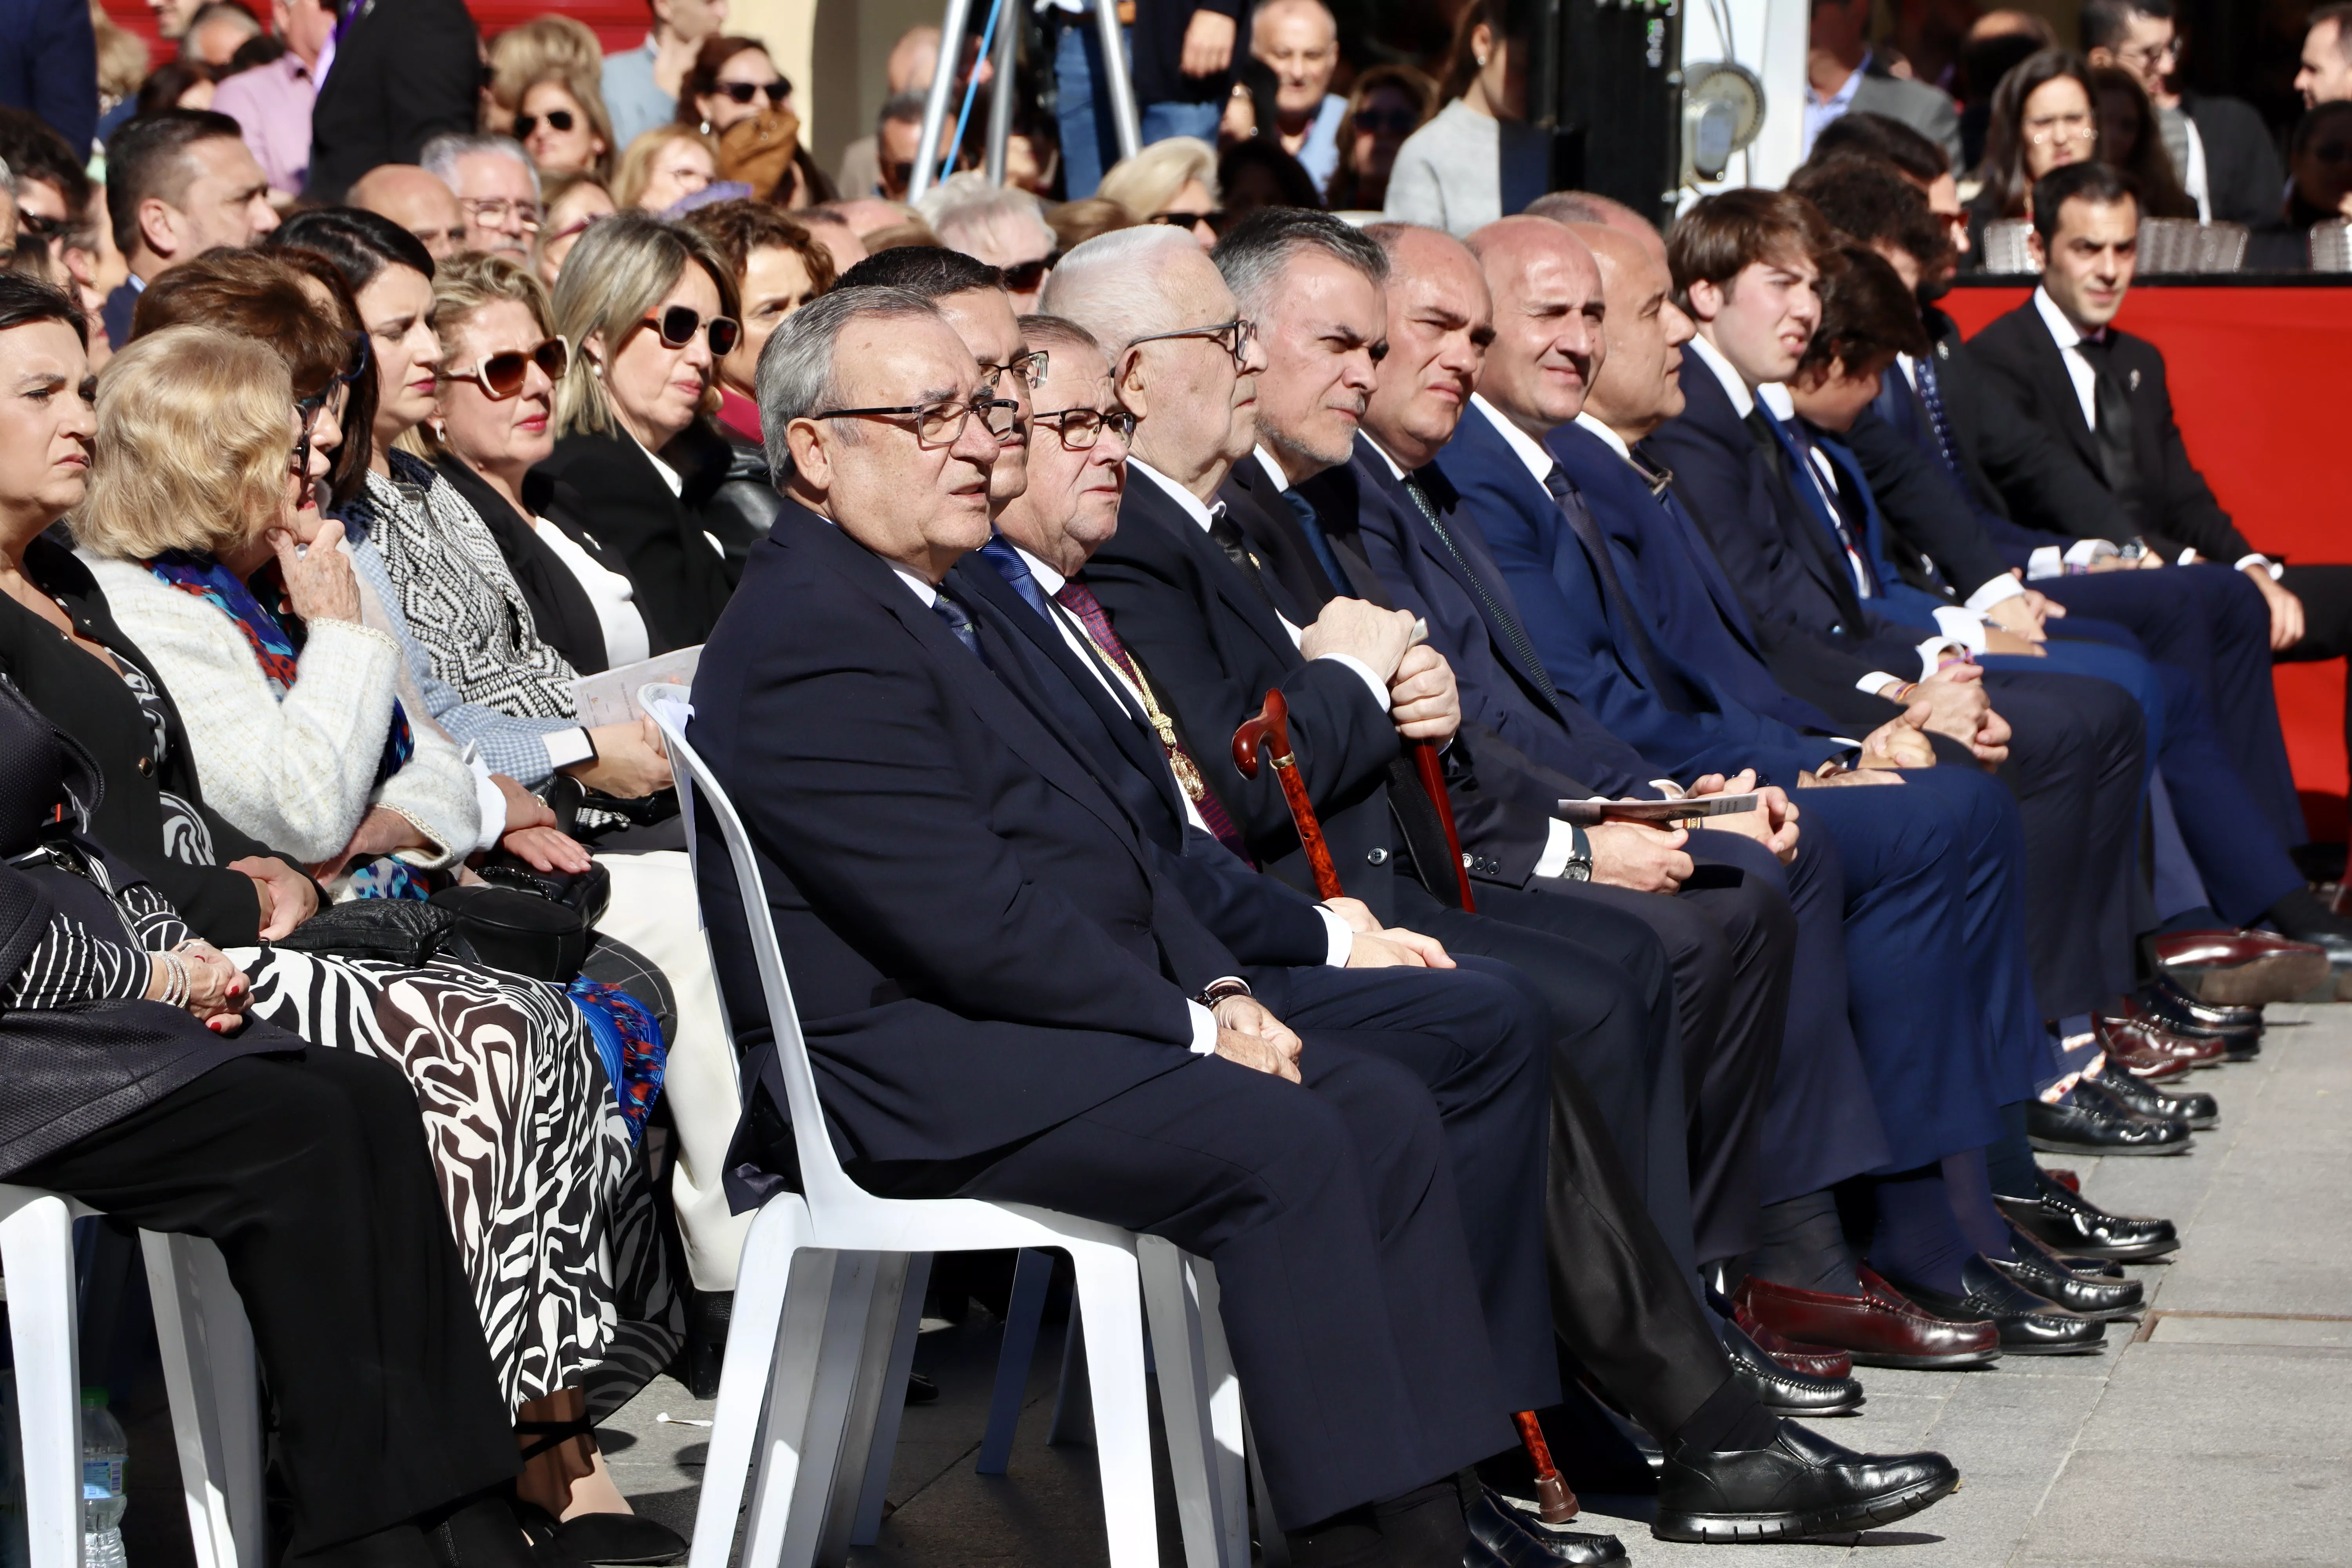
[629, 431, 683, 496]
[1469, 393, 1556, 487]
[1129, 457, 1223, 532]
[2033, 283, 2089, 351]
[1361, 432, 1408, 481]
[1811, 51, 1870, 108]
[1755, 381, 1797, 420]
[891, 566, 937, 608]
[1014, 543, 1067, 595]
[1685, 330, 1755, 419]
[1253, 445, 1291, 491]
[1572, 410, 1632, 461]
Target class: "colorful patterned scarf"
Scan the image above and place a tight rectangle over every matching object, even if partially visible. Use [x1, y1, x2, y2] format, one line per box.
[567, 976, 669, 1143]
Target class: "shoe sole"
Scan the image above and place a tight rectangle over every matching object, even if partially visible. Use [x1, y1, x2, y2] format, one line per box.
[2018, 1235, 2179, 1263]
[1651, 1468, 1962, 1543]
[2164, 952, 2328, 1007]
[1995, 1336, 2109, 1355]
[1759, 1396, 1866, 1417]
[1846, 1347, 2002, 1370]
[2029, 1134, 2194, 1156]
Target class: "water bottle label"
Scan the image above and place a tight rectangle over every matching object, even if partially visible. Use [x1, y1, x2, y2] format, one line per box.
[83, 1458, 123, 1499]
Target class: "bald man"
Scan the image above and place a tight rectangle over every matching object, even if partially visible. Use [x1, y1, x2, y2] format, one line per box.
[347, 164, 465, 261]
[1249, 0, 1346, 191]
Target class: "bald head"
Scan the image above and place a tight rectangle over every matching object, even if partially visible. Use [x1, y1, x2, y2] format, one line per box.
[1525, 190, 1666, 268]
[347, 164, 464, 260]
[1364, 224, 1492, 467]
[1573, 222, 1696, 444]
[1467, 217, 1605, 433]
[1253, 0, 1341, 121]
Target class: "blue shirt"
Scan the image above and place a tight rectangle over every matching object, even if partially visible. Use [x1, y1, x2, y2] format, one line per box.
[601, 38, 673, 153]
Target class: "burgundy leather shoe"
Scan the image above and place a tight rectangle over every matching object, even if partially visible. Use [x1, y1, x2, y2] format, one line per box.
[2094, 1010, 2222, 1076]
[1737, 1272, 2001, 1371]
[1730, 1296, 1855, 1379]
[2151, 928, 2328, 1006]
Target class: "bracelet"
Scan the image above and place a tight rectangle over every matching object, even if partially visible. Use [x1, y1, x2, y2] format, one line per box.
[153, 950, 190, 1009]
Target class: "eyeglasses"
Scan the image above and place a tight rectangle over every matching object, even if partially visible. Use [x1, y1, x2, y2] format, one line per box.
[717, 79, 789, 105]
[293, 329, 369, 436]
[2025, 112, 2098, 147]
[2114, 38, 2180, 73]
[14, 209, 69, 241]
[513, 108, 575, 139]
[1147, 209, 1225, 232]
[978, 348, 1049, 396]
[639, 304, 742, 357]
[439, 336, 570, 399]
[1000, 256, 1051, 293]
[458, 195, 542, 230]
[1353, 108, 1420, 135]
[1033, 406, 1138, 449]
[806, 396, 1022, 444]
[1127, 318, 1257, 367]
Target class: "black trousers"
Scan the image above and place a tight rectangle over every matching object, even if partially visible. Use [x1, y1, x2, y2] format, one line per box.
[2278, 562, 2352, 807]
[20, 1049, 517, 1553]
[953, 1040, 1511, 1532]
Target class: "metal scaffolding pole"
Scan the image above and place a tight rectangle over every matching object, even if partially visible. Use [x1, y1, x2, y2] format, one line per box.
[1091, 0, 1142, 165]
[983, 0, 1021, 186]
[906, 0, 973, 203]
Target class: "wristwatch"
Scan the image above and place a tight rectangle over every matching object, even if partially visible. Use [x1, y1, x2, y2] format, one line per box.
[1559, 824, 1593, 882]
[1193, 977, 1252, 1008]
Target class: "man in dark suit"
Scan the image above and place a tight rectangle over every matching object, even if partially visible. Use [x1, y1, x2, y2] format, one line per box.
[100, 111, 279, 348]
[303, 0, 481, 203]
[2084, 0, 2285, 227]
[1806, 0, 1964, 169]
[0, 0, 93, 158]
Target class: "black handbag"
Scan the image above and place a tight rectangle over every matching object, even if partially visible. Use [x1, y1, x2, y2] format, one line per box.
[430, 884, 588, 983]
[270, 898, 462, 967]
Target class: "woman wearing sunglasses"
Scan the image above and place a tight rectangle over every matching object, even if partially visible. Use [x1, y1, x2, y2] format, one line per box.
[517, 73, 615, 183]
[613, 124, 720, 215]
[1324, 64, 1437, 213]
[540, 211, 739, 650]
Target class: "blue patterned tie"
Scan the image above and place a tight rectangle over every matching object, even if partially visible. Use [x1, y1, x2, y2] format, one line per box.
[980, 535, 1053, 618]
[1277, 485, 1350, 594]
[929, 588, 989, 666]
[1911, 352, 1968, 483]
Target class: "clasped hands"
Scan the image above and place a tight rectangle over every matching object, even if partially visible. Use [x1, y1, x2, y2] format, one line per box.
[147, 938, 250, 1034]
[1212, 897, 1461, 1083]
[1299, 599, 1461, 742]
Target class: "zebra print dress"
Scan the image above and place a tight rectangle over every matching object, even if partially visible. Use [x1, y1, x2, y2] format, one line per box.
[236, 947, 679, 1413]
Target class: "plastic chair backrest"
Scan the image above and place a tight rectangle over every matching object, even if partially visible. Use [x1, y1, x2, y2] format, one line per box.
[642, 682, 869, 1216]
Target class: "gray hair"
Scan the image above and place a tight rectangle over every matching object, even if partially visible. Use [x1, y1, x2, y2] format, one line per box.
[918, 178, 1056, 260]
[756, 284, 944, 479]
[419, 133, 543, 202]
[1036, 224, 1205, 354]
[878, 90, 928, 130]
[1212, 207, 1387, 321]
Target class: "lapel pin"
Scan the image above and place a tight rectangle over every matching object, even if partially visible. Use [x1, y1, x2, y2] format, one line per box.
[2129, 369, 2141, 391]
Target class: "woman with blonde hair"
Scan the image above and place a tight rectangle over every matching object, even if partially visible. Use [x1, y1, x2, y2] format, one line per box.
[485, 14, 604, 138]
[1095, 135, 1221, 246]
[612, 123, 719, 213]
[516, 73, 615, 182]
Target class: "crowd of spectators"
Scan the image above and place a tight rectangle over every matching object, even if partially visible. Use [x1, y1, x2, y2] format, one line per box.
[1, 3, 2351, 1568]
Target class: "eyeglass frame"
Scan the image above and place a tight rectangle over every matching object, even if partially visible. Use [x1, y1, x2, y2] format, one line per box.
[438, 336, 571, 400]
[457, 194, 543, 231]
[291, 331, 370, 475]
[1031, 405, 1139, 450]
[1124, 318, 1258, 368]
[998, 256, 1052, 294]
[638, 303, 742, 358]
[715, 79, 790, 105]
[802, 396, 1023, 446]
[512, 108, 577, 140]
[978, 348, 1050, 396]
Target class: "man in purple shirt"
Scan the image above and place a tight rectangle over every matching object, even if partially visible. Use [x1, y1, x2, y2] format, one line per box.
[212, 0, 337, 196]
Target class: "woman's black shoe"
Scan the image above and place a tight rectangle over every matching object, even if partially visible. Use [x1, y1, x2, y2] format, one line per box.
[1465, 1486, 1628, 1565]
[547, 1514, 686, 1567]
[289, 1524, 439, 1568]
[1990, 1229, 2145, 1319]
[2092, 1063, 2219, 1129]
[1721, 1317, 1864, 1417]
[1884, 1256, 2107, 1355]
[1652, 1422, 1958, 1542]
[2025, 1083, 2193, 1157]
[1996, 1170, 2180, 1261]
[423, 1497, 543, 1568]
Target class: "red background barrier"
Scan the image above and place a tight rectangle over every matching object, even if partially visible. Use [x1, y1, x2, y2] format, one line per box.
[1944, 281, 2352, 842]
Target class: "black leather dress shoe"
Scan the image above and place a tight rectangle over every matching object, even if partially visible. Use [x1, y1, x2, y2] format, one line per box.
[1996, 1170, 2179, 1261]
[2140, 979, 2263, 1056]
[546, 1515, 686, 1568]
[1990, 1231, 2145, 1319]
[2025, 1083, 2193, 1156]
[2092, 1062, 2219, 1129]
[429, 1499, 550, 1568]
[1722, 1317, 1864, 1417]
[1465, 1487, 1628, 1566]
[1652, 1422, 1959, 1543]
[1884, 1256, 2108, 1355]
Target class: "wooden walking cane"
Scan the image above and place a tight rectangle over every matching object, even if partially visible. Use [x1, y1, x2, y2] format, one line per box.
[1232, 690, 1579, 1525]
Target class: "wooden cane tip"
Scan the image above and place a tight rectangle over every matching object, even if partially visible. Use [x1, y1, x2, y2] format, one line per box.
[1533, 1472, 1578, 1524]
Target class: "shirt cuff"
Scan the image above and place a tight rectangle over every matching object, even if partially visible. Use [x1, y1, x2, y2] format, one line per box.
[1314, 904, 1356, 966]
[2026, 545, 2064, 581]
[1964, 574, 2026, 613]
[1534, 817, 1583, 880]
[2235, 552, 2283, 581]
[1931, 606, 1990, 653]
[1913, 637, 1970, 680]
[2065, 538, 2120, 569]
[1187, 999, 1220, 1054]
[544, 726, 595, 771]
[467, 753, 507, 856]
[1316, 652, 1393, 713]
[1859, 670, 1907, 698]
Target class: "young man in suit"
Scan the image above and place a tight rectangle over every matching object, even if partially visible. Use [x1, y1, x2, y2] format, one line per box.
[2082, 0, 2284, 227]
[100, 110, 279, 348]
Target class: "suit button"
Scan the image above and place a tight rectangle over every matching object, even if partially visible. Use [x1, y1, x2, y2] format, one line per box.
[135, 756, 152, 775]
[1365, 847, 1390, 866]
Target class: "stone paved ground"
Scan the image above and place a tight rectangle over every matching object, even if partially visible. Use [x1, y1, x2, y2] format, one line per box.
[602, 1002, 2352, 1567]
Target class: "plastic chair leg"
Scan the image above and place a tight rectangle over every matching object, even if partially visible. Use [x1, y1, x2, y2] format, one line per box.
[743, 1249, 879, 1568]
[847, 1252, 931, 1547]
[0, 1189, 80, 1568]
[1189, 1258, 1249, 1568]
[1067, 1240, 1157, 1568]
[1246, 1404, 1290, 1568]
[976, 1247, 1055, 1475]
[813, 1252, 915, 1567]
[1047, 1292, 1092, 1447]
[1140, 1239, 1220, 1568]
[688, 1195, 813, 1568]
[142, 1232, 260, 1568]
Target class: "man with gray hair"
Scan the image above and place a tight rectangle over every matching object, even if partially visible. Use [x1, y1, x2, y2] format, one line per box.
[419, 132, 540, 260]
[915, 178, 1059, 310]
[697, 281, 1532, 1567]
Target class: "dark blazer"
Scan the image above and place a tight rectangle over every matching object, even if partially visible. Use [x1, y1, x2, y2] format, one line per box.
[2183, 93, 2287, 230]
[669, 419, 781, 586]
[689, 503, 1250, 1172]
[1967, 298, 2252, 563]
[0, 537, 315, 946]
[1644, 359, 1928, 731]
[533, 429, 735, 655]
[434, 457, 617, 676]
[0, 0, 94, 158]
[304, 0, 481, 202]
[101, 280, 137, 353]
[1129, 0, 1242, 110]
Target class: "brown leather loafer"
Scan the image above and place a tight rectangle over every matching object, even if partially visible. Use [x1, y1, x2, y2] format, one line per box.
[2151, 928, 2328, 1006]
[1731, 1296, 1855, 1379]
[1737, 1272, 2000, 1371]
[2093, 1011, 2217, 1078]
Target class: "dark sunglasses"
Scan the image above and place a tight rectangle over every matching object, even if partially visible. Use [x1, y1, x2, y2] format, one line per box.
[1354, 108, 1420, 135]
[1000, 257, 1051, 293]
[717, 80, 789, 105]
[1147, 209, 1225, 232]
[293, 329, 370, 434]
[440, 336, 569, 399]
[14, 209, 69, 240]
[641, 304, 741, 357]
[513, 108, 575, 139]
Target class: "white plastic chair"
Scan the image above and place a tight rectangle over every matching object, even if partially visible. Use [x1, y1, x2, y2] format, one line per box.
[641, 686, 1249, 1568]
[0, 1186, 263, 1568]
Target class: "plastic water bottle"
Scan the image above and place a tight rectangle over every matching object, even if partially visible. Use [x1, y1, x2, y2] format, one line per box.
[80, 1390, 127, 1568]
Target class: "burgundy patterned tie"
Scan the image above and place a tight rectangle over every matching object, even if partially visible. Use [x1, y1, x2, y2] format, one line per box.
[1053, 577, 1250, 859]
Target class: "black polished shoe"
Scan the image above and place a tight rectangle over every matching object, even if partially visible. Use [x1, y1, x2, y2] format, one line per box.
[1465, 1486, 1628, 1566]
[1652, 1421, 1959, 1543]
[1884, 1256, 2107, 1355]
[2025, 1083, 2193, 1157]
[905, 1370, 938, 1405]
[2142, 978, 2263, 1054]
[1722, 1316, 1864, 1417]
[549, 1514, 688, 1567]
[2092, 1062, 2219, 1129]
[1996, 1169, 2180, 1262]
[1989, 1230, 2145, 1320]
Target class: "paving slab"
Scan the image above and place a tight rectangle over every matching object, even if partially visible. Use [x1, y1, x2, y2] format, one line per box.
[599, 1003, 2352, 1566]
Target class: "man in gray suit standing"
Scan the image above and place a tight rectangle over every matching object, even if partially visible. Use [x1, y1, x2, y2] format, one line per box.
[1804, 0, 1964, 171]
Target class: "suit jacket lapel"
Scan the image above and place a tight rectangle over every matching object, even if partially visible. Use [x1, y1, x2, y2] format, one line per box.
[1759, 412, 1869, 622]
[2024, 312, 2105, 473]
[1125, 475, 1307, 678]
